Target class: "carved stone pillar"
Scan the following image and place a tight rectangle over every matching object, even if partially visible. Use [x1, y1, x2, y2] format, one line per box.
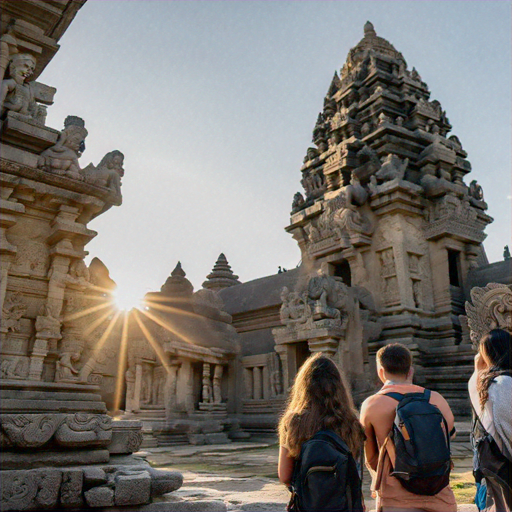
[29, 311, 62, 381]
[213, 364, 223, 404]
[180, 361, 195, 414]
[132, 363, 142, 412]
[202, 363, 212, 403]
[262, 365, 270, 400]
[164, 364, 179, 415]
[0, 185, 24, 312]
[253, 366, 262, 400]
[125, 366, 136, 413]
[275, 345, 289, 393]
[244, 367, 253, 399]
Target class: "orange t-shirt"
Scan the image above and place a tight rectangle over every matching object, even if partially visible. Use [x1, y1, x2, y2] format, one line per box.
[360, 383, 457, 512]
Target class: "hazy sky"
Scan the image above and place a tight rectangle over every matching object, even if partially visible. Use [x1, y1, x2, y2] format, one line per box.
[40, 0, 512, 309]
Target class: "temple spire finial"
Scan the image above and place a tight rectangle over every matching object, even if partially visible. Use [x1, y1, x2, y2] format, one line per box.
[160, 261, 193, 296]
[203, 253, 241, 291]
[171, 261, 186, 277]
[364, 20, 376, 37]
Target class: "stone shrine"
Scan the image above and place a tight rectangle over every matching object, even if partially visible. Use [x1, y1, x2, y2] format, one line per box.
[122, 260, 247, 446]
[0, 2, 189, 510]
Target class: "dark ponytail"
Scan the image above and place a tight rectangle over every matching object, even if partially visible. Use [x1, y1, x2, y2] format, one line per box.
[477, 329, 512, 408]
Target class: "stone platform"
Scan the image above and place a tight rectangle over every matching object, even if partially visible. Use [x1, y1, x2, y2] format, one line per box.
[143, 440, 477, 512]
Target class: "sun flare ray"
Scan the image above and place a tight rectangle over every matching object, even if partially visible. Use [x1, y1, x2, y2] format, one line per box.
[139, 307, 196, 346]
[133, 309, 171, 373]
[113, 312, 130, 413]
[82, 309, 114, 338]
[142, 298, 205, 320]
[63, 300, 113, 322]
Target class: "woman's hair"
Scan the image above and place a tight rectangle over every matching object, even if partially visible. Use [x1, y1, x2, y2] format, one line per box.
[277, 352, 365, 458]
[477, 329, 512, 408]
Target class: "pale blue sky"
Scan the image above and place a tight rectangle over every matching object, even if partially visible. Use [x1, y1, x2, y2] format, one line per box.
[41, 0, 512, 307]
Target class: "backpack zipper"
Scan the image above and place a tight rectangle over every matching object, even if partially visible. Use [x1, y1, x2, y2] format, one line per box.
[305, 465, 337, 479]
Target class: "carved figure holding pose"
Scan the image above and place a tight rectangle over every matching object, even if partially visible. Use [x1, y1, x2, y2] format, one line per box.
[1, 53, 45, 123]
[38, 116, 87, 181]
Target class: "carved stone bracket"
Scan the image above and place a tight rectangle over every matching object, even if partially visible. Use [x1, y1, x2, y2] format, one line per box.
[463, 283, 512, 349]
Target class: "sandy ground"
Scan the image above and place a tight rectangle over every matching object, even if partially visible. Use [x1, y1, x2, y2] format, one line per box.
[142, 440, 478, 511]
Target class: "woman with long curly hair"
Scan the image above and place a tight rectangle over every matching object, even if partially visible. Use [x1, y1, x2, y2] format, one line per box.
[278, 352, 366, 510]
[469, 329, 512, 512]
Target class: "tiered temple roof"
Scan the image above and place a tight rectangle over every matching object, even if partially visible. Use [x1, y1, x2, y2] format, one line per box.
[203, 253, 241, 290]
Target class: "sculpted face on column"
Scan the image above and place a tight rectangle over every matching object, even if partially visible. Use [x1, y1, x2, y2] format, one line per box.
[9, 53, 35, 84]
[1, 53, 43, 121]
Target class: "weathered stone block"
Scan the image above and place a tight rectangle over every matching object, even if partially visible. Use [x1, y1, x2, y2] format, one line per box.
[83, 467, 108, 489]
[204, 432, 230, 444]
[187, 433, 206, 445]
[201, 421, 223, 434]
[109, 420, 143, 454]
[148, 467, 183, 497]
[84, 486, 114, 508]
[114, 471, 151, 506]
[60, 469, 83, 507]
[0, 469, 61, 511]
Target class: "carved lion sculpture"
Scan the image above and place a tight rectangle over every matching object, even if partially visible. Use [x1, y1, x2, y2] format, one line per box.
[370, 153, 408, 188]
[468, 180, 484, 202]
[81, 150, 124, 195]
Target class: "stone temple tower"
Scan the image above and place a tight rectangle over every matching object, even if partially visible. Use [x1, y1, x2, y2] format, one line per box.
[283, 22, 492, 414]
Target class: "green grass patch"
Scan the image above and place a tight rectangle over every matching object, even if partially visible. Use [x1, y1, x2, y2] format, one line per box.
[450, 471, 476, 504]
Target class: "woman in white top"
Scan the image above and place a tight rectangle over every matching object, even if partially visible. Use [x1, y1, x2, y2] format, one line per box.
[469, 329, 512, 512]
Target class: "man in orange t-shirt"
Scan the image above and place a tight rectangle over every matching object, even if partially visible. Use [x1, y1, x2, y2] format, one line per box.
[360, 343, 457, 512]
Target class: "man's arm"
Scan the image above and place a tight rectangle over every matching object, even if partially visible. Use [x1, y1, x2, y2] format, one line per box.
[360, 398, 379, 472]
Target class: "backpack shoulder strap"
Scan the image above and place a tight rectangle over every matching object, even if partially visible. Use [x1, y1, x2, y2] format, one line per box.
[384, 392, 404, 401]
[314, 430, 350, 454]
[423, 388, 432, 401]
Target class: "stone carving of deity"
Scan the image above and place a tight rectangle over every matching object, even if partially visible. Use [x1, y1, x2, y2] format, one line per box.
[308, 269, 351, 320]
[1, 292, 27, 333]
[201, 363, 213, 403]
[55, 349, 82, 382]
[270, 370, 283, 397]
[1, 53, 46, 123]
[279, 287, 312, 327]
[81, 150, 125, 195]
[38, 116, 88, 181]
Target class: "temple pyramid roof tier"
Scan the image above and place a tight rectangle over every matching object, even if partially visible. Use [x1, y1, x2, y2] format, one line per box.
[289, 22, 492, 252]
[203, 253, 241, 290]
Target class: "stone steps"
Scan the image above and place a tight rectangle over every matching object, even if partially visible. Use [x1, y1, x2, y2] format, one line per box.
[156, 433, 189, 447]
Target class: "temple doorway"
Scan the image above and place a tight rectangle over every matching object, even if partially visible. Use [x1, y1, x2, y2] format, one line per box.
[295, 341, 310, 373]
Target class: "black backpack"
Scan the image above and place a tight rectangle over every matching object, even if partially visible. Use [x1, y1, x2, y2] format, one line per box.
[289, 430, 363, 512]
[385, 389, 451, 496]
[471, 372, 512, 494]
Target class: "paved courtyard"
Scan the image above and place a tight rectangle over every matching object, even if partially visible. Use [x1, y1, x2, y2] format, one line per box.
[142, 438, 477, 511]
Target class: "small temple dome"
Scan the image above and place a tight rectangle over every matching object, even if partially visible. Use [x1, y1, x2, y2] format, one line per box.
[203, 253, 241, 291]
[159, 261, 194, 296]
